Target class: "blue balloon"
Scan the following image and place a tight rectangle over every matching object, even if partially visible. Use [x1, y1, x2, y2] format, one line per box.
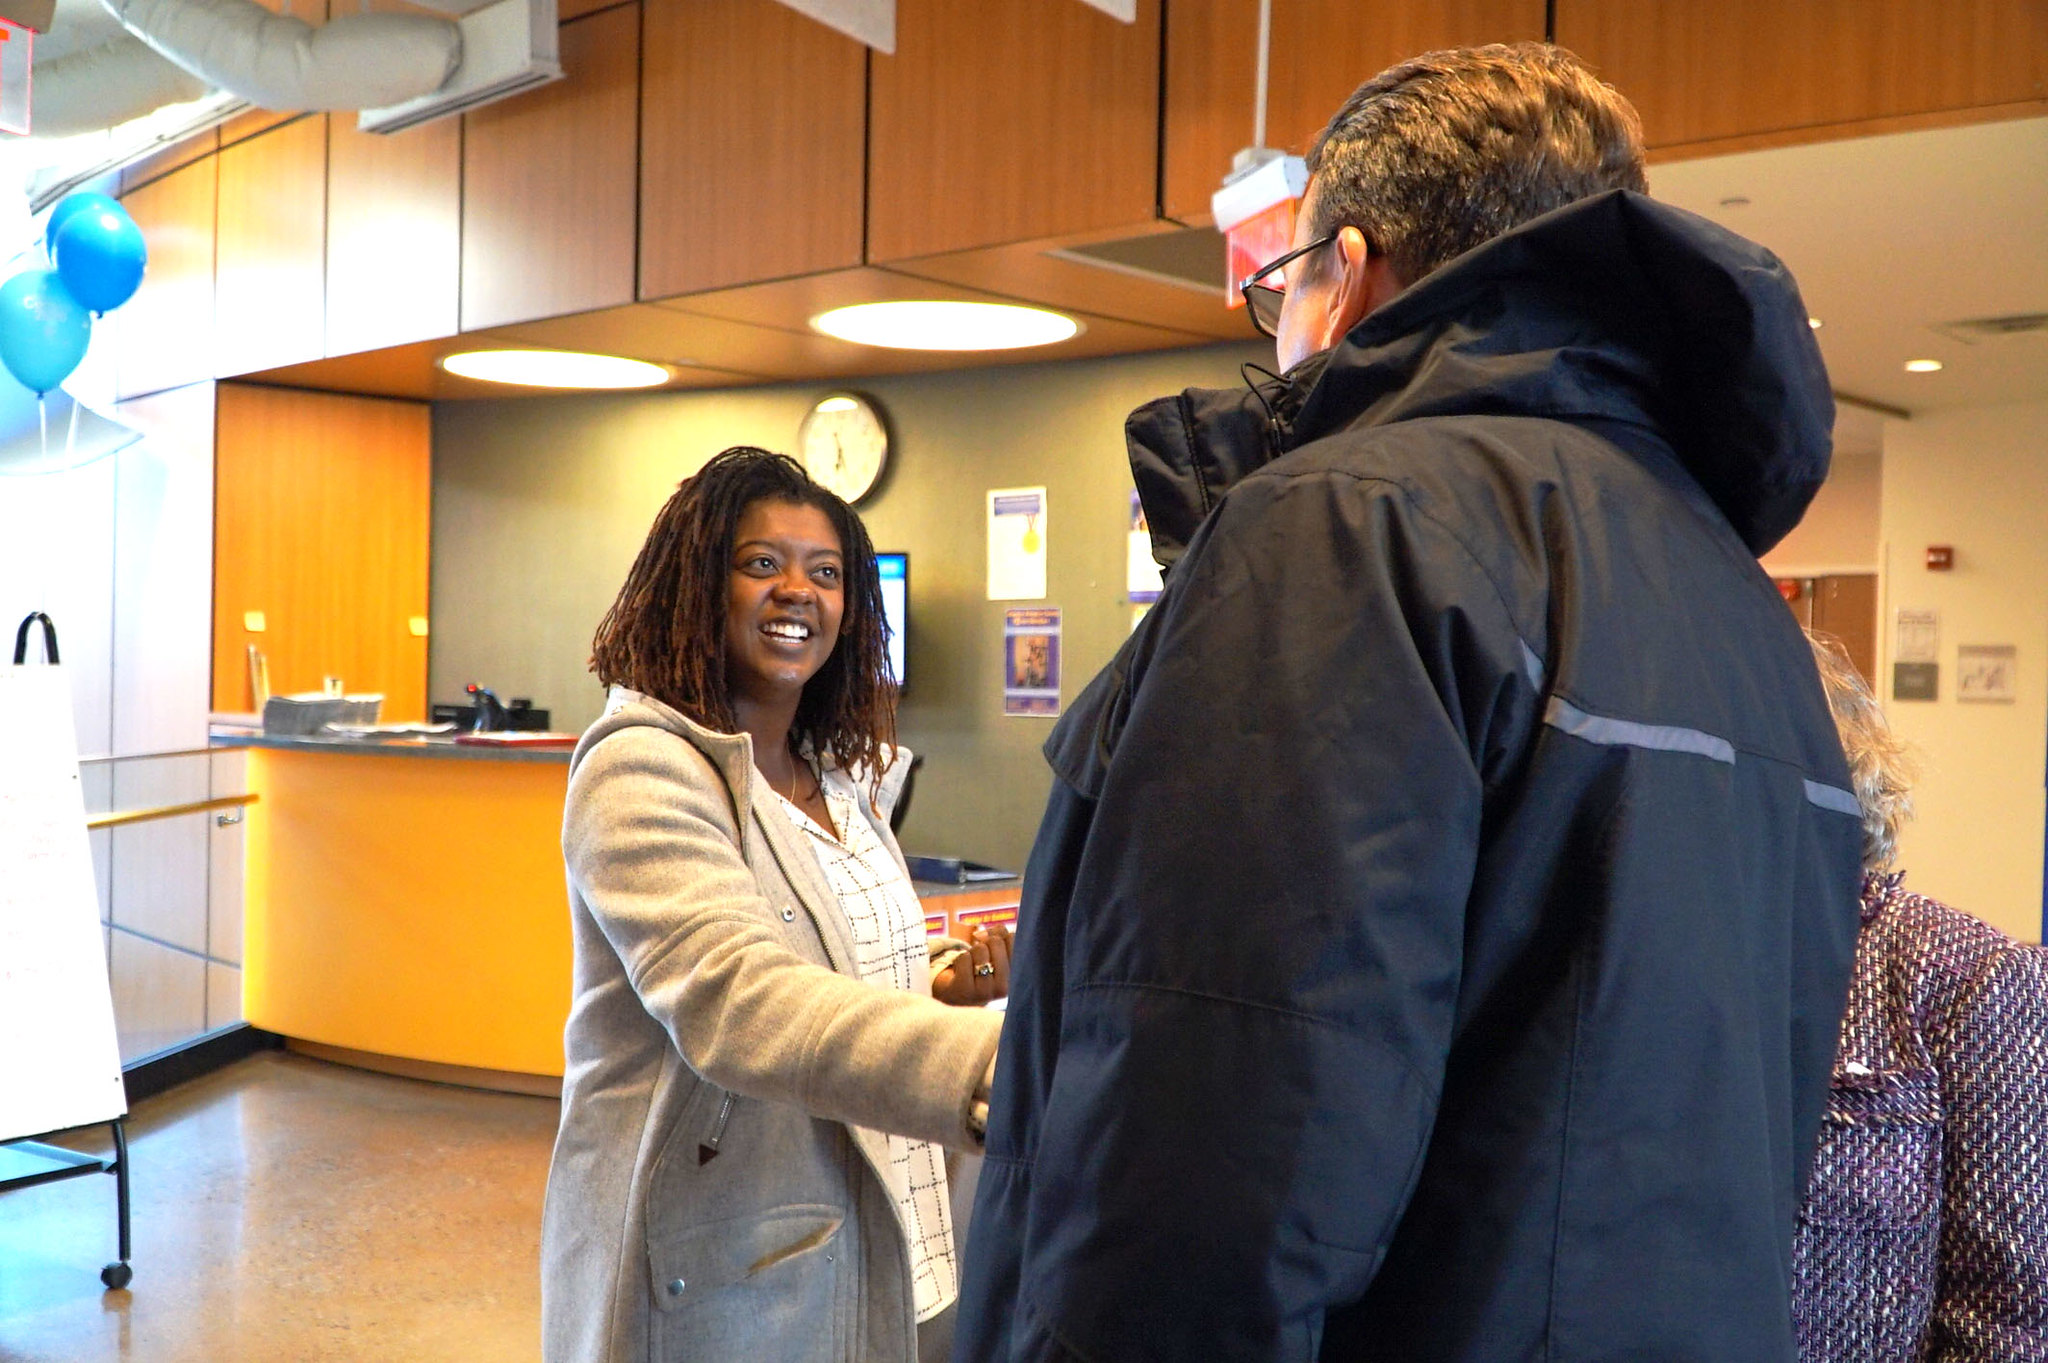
[0, 269, 92, 394]
[44, 191, 122, 257]
[53, 203, 147, 314]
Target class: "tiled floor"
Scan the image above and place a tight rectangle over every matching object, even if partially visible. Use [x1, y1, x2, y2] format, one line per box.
[0, 1051, 557, 1363]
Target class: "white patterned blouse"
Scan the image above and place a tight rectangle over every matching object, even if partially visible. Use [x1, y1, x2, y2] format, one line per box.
[776, 771, 959, 1324]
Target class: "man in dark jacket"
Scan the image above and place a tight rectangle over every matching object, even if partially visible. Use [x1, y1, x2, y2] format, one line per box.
[954, 44, 1865, 1363]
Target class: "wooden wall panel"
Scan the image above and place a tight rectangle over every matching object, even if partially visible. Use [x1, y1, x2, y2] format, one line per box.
[1162, 0, 1259, 224]
[115, 157, 217, 401]
[461, 5, 640, 330]
[639, 0, 866, 299]
[118, 130, 219, 197]
[327, 115, 461, 357]
[215, 116, 328, 378]
[213, 384, 432, 720]
[868, 0, 1162, 260]
[1557, 0, 2048, 151]
[1164, 0, 1547, 223]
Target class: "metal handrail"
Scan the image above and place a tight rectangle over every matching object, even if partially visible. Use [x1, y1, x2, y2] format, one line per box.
[85, 793, 259, 831]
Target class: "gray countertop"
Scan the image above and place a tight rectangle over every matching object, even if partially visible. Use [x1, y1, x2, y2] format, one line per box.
[211, 732, 575, 765]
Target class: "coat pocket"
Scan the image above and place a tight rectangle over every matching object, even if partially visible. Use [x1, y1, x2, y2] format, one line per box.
[648, 1204, 845, 1363]
[1801, 1068, 1942, 1229]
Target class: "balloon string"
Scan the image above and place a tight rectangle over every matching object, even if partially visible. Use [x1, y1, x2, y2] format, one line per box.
[35, 392, 47, 612]
[64, 390, 79, 465]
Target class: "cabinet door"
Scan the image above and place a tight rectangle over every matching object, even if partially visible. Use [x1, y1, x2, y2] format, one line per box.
[461, 4, 640, 330]
[215, 115, 328, 377]
[867, 0, 1162, 261]
[639, 0, 866, 299]
[327, 114, 460, 357]
[1163, 0, 1547, 223]
[1556, 0, 2048, 151]
[212, 384, 432, 720]
[115, 158, 217, 401]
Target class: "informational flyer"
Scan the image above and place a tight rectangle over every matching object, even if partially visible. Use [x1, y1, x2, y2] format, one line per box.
[1003, 607, 1062, 717]
[1895, 609, 1938, 663]
[1127, 489, 1162, 605]
[986, 487, 1048, 600]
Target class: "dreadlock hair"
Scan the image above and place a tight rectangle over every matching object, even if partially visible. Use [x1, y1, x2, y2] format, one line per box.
[591, 447, 898, 790]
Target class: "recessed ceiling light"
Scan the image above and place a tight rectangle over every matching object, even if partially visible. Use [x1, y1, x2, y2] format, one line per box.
[1903, 358, 1945, 373]
[439, 349, 671, 389]
[812, 301, 1082, 351]
[1807, 317, 1823, 330]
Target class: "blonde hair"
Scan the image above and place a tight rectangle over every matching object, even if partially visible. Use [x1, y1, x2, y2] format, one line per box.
[1806, 632, 1914, 871]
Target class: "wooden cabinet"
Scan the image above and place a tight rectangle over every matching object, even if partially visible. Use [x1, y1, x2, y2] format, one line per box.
[1163, 0, 1545, 223]
[327, 114, 461, 357]
[212, 384, 432, 720]
[867, 0, 1163, 260]
[115, 157, 218, 401]
[215, 116, 328, 378]
[460, 4, 640, 330]
[639, 0, 867, 300]
[1556, 0, 2048, 152]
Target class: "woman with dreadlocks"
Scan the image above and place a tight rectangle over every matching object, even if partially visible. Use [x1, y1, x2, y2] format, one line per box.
[541, 448, 1010, 1363]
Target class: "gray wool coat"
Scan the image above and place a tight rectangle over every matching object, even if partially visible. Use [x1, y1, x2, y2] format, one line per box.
[541, 688, 1003, 1363]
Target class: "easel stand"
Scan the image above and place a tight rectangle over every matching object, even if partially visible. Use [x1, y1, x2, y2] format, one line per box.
[1, 612, 136, 1290]
[0, 1118, 133, 1287]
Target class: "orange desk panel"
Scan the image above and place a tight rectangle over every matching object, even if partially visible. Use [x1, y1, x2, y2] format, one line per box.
[244, 748, 572, 1076]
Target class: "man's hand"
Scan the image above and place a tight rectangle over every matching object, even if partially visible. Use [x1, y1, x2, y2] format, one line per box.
[934, 926, 1013, 1005]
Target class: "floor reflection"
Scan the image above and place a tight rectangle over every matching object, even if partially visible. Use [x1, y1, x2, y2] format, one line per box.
[0, 1050, 555, 1363]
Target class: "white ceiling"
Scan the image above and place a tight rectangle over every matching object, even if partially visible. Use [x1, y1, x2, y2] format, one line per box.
[1650, 117, 2048, 422]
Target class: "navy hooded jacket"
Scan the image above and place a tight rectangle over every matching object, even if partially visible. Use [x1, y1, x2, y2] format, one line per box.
[952, 191, 1866, 1362]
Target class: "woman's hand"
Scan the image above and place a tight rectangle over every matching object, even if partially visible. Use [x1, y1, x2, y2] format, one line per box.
[933, 926, 1013, 1005]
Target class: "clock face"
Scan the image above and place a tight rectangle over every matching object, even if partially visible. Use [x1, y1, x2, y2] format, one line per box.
[798, 393, 889, 504]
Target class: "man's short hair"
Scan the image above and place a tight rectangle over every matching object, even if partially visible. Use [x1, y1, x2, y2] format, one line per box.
[1304, 43, 1648, 286]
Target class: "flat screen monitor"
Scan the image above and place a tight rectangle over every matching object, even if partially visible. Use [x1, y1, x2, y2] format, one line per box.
[876, 551, 908, 688]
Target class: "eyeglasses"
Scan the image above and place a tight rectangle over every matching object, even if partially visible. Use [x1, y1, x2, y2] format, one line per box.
[1239, 233, 1336, 339]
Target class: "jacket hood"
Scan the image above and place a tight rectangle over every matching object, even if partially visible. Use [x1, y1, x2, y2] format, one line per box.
[1130, 189, 1833, 560]
[573, 686, 915, 819]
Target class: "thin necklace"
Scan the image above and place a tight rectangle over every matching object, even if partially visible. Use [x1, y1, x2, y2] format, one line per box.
[777, 752, 809, 806]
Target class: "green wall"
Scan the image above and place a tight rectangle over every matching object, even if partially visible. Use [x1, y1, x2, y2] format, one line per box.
[429, 339, 1266, 870]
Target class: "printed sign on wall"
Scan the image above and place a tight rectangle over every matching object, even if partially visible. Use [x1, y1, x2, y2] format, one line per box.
[1003, 607, 1061, 717]
[987, 487, 1048, 601]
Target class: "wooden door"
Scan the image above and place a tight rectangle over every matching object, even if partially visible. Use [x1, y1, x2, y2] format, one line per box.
[212, 384, 432, 720]
[1810, 573, 1879, 686]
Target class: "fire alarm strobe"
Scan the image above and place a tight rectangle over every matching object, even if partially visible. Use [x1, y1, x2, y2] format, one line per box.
[1926, 546, 1955, 571]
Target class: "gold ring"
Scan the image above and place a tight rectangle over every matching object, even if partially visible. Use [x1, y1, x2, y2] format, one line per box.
[974, 963, 995, 977]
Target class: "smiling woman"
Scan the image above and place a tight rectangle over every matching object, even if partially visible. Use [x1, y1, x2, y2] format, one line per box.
[545, 448, 1013, 1363]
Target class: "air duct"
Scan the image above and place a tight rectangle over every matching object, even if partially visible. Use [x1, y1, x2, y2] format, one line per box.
[97, 0, 461, 111]
[31, 29, 207, 136]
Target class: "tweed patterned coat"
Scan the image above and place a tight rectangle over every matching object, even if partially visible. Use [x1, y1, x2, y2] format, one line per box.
[1792, 872, 2048, 1361]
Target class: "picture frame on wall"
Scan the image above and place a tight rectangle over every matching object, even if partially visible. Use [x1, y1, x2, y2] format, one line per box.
[1956, 644, 2018, 703]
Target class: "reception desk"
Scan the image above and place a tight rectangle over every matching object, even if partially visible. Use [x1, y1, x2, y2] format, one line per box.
[224, 735, 1019, 1094]
[228, 737, 574, 1088]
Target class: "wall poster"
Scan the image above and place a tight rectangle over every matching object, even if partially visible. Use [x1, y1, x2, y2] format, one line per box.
[1003, 607, 1061, 717]
[986, 487, 1047, 601]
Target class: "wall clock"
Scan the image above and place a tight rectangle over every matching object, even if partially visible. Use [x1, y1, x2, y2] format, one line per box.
[798, 393, 889, 504]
